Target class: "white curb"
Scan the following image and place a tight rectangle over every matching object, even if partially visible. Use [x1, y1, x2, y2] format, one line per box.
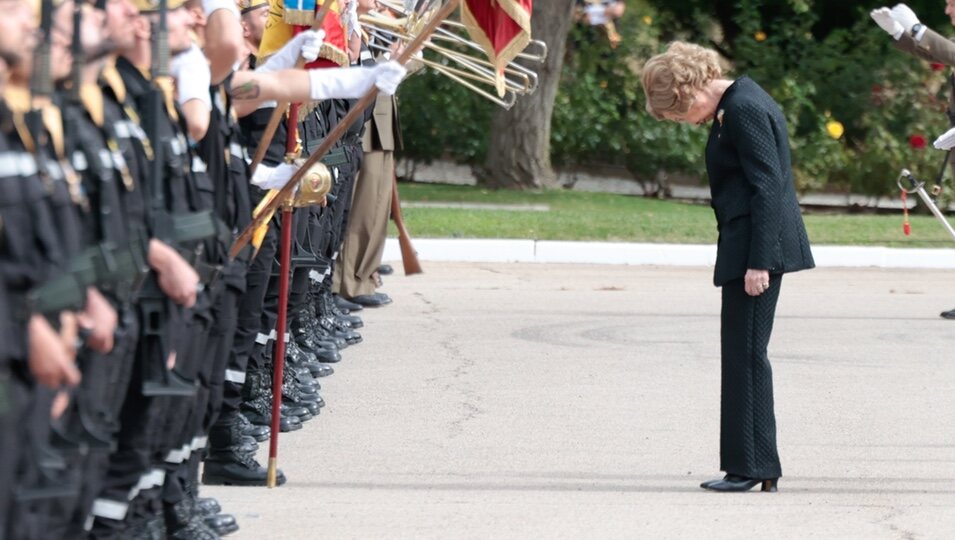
[383, 238, 955, 269]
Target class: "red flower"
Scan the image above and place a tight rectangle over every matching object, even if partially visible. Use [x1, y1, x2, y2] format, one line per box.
[931, 62, 946, 71]
[910, 134, 927, 149]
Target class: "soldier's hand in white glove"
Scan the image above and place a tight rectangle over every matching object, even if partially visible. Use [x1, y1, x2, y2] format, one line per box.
[257, 30, 326, 73]
[871, 7, 904, 39]
[171, 43, 212, 108]
[373, 61, 407, 95]
[306, 61, 406, 100]
[891, 3, 920, 33]
[251, 162, 299, 190]
[933, 126, 955, 150]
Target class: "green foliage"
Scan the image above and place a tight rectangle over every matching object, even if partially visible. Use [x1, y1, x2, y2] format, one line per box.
[552, 7, 708, 194]
[397, 0, 955, 198]
[648, 0, 953, 197]
[396, 67, 491, 164]
[396, 183, 954, 247]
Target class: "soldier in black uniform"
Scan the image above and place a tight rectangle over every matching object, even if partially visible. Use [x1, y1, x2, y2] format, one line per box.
[37, 2, 156, 537]
[2, 0, 153, 534]
[89, 0, 224, 536]
[0, 2, 82, 536]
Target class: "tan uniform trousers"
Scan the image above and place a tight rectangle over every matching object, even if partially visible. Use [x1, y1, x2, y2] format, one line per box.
[334, 149, 394, 298]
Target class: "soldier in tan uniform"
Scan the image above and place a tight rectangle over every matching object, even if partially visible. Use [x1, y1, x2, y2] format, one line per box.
[334, 0, 403, 308]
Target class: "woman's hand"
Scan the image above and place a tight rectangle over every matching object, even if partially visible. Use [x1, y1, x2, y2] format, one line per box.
[744, 268, 771, 297]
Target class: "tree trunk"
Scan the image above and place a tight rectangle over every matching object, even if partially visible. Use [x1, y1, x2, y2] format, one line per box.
[476, 1, 575, 189]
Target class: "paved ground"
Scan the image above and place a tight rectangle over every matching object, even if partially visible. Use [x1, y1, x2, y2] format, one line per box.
[206, 262, 955, 539]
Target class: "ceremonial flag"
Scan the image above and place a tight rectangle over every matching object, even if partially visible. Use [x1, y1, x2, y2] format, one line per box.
[258, 0, 349, 67]
[461, 0, 532, 96]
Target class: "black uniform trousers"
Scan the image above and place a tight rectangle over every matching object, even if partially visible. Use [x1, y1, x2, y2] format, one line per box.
[49, 309, 140, 538]
[231, 187, 279, 383]
[0, 363, 29, 538]
[719, 274, 783, 480]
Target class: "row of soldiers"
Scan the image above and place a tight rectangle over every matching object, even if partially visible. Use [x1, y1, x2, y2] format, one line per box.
[0, 0, 406, 537]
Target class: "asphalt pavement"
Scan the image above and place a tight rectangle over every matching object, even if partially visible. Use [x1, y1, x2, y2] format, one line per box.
[206, 262, 955, 539]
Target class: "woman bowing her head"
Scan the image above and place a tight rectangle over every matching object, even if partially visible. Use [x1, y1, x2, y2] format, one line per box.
[642, 42, 815, 493]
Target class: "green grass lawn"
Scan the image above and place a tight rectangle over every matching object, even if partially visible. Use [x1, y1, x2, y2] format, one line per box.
[391, 183, 955, 248]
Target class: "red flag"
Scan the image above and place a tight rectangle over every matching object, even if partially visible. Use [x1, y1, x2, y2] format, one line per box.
[259, 0, 350, 68]
[461, 0, 532, 96]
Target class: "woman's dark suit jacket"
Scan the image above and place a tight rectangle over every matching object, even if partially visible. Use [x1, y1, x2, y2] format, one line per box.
[704, 76, 814, 287]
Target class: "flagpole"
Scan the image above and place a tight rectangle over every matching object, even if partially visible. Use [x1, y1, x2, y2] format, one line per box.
[231, 0, 462, 259]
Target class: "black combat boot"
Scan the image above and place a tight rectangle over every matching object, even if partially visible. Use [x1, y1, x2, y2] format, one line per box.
[240, 370, 306, 431]
[319, 287, 363, 328]
[235, 412, 269, 442]
[201, 446, 286, 487]
[164, 498, 219, 540]
[282, 369, 321, 417]
[192, 497, 239, 537]
[318, 314, 362, 346]
[293, 314, 345, 360]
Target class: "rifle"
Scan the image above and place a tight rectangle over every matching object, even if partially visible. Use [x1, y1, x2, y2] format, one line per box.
[137, 0, 200, 397]
[13, 0, 81, 504]
[390, 171, 422, 275]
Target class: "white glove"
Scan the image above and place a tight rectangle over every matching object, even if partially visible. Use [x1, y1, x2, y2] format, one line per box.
[585, 4, 608, 26]
[202, 0, 239, 18]
[346, 0, 360, 38]
[257, 30, 326, 73]
[306, 61, 407, 100]
[871, 8, 904, 40]
[300, 30, 324, 63]
[890, 3, 920, 33]
[171, 44, 212, 109]
[933, 126, 955, 150]
[250, 162, 298, 190]
[372, 61, 407, 95]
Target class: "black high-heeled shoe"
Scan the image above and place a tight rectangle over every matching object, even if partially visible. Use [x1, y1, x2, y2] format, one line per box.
[700, 475, 778, 492]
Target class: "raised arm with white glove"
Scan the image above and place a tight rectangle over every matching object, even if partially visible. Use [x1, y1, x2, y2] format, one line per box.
[871, 7, 904, 39]
[257, 30, 325, 73]
[230, 59, 407, 117]
[171, 43, 212, 141]
[171, 43, 212, 109]
[891, 3, 925, 40]
[307, 61, 407, 100]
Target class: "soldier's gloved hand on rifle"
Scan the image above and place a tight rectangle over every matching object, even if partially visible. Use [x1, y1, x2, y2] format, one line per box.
[77, 288, 117, 354]
[148, 239, 200, 308]
[933, 126, 955, 150]
[251, 162, 298, 190]
[871, 7, 905, 39]
[256, 29, 326, 73]
[171, 43, 212, 110]
[28, 313, 81, 389]
[891, 3, 923, 39]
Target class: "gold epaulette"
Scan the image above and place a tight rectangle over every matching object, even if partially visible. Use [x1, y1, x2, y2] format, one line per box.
[40, 105, 65, 160]
[3, 87, 31, 114]
[80, 84, 105, 127]
[100, 61, 127, 103]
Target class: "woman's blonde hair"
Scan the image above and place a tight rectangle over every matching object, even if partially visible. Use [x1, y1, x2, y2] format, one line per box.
[641, 41, 722, 120]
